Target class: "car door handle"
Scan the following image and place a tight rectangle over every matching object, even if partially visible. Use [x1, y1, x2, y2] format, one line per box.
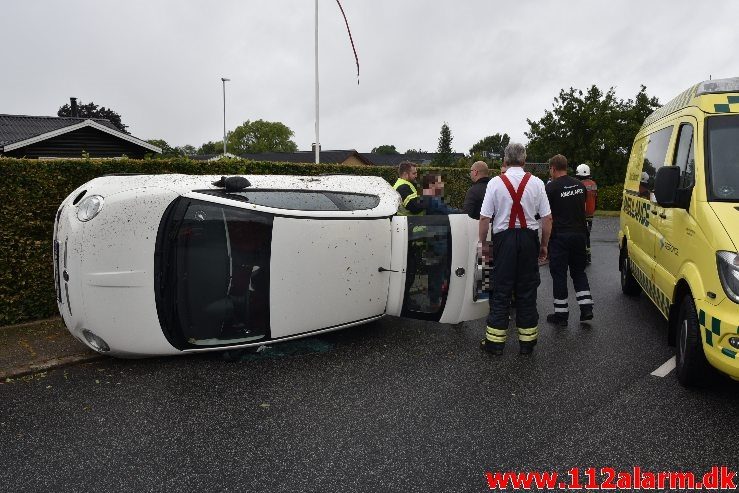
[650, 209, 657, 215]
[659, 213, 667, 219]
[378, 267, 398, 273]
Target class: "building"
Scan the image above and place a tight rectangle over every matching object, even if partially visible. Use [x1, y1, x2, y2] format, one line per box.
[0, 114, 161, 159]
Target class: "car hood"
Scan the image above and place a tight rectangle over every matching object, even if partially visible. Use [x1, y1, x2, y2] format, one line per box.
[709, 202, 739, 251]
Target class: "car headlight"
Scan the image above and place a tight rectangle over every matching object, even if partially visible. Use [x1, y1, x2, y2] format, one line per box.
[76, 195, 104, 222]
[716, 251, 739, 304]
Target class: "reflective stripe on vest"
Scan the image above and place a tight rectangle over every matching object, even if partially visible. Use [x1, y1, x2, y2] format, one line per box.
[499, 172, 532, 229]
[393, 178, 424, 216]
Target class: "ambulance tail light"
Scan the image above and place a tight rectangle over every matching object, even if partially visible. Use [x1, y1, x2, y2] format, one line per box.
[716, 251, 739, 304]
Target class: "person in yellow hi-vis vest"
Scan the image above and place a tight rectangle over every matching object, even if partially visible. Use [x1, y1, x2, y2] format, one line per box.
[393, 161, 427, 216]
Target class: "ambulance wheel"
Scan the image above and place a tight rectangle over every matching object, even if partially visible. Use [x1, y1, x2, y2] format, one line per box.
[620, 249, 641, 296]
[675, 294, 710, 387]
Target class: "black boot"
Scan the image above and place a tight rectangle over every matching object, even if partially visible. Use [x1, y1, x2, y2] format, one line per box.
[480, 339, 504, 355]
[519, 341, 536, 355]
[580, 305, 594, 321]
[546, 313, 568, 327]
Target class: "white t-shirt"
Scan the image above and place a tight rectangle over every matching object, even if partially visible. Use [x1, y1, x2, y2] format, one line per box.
[479, 166, 551, 235]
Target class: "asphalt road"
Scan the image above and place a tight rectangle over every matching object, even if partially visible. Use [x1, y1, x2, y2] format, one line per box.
[1, 217, 737, 492]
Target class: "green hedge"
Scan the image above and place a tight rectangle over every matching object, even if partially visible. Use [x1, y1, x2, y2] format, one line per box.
[598, 183, 625, 211]
[0, 158, 472, 325]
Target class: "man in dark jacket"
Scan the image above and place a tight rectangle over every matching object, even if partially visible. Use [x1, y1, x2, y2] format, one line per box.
[463, 161, 492, 219]
[545, 154, 593, 326]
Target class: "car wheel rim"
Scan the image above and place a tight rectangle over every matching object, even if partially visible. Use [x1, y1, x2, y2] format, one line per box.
[679, 319, 688, 361]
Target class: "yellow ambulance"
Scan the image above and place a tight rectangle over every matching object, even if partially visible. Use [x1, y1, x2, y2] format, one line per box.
[618, 77, 739, 386]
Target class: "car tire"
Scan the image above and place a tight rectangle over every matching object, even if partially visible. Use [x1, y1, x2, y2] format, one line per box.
[675, 294, 710, 387]
[620, 248, 641, 296]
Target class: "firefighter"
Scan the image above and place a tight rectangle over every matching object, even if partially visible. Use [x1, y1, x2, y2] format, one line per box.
[478, 143, 552, 355]
[575, 163, 598, 265]
[546, 155, 593, 327]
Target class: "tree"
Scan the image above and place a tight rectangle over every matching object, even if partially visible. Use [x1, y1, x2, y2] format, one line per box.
[197, 141, 222, 155]
[469, 133, 510, 159]
[371, 144, 399, 154]
[146, 140, 198, 158]
[227, 119, 298, 155]
[525, 85, 660, 185]
[434, 122, 454, 166]
[58, 100, 128, 133]
[404, 148, 426, 156]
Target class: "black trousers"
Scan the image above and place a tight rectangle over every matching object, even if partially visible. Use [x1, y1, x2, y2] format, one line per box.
[549, 232, 592, 317]
[487, 228, 540, 333]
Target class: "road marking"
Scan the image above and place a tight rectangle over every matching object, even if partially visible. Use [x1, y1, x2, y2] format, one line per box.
[651, 356, 676, 377]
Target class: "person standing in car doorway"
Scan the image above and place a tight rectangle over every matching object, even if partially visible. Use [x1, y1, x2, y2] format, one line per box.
[575, 163, 598, 265]
[545, 155, 593, 327]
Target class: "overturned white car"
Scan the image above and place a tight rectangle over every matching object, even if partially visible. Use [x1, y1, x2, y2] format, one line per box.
[54, 174, 487, 357]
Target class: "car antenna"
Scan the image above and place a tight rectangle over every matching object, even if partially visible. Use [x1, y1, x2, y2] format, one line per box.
[212, 176, 251, 193]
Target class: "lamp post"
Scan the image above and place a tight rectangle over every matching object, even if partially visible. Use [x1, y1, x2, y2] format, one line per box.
[221, 77, 230, 155]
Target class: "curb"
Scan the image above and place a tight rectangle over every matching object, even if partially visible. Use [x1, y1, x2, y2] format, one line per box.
[1, 353, 105, 381]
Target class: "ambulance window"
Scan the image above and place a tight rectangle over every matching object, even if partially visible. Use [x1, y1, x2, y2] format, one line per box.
[672, 124, 695, 189]
[640, 126, 673, 195]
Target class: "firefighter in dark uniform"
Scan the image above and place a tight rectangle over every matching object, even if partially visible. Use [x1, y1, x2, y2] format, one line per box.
[545, 155, 594, 326]
[479, 143, 552, 355]
[575, 163, 598, 265]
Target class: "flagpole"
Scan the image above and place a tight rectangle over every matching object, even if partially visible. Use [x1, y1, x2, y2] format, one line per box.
[314, 0, 320, 164]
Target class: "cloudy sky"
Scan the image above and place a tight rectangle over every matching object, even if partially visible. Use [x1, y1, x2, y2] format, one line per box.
[2, 1, 738, 154]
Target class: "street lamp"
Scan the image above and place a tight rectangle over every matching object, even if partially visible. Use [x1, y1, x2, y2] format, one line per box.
[221, 77, 230, 155]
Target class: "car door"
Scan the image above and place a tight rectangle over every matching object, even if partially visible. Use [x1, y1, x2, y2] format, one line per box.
[653, 118, 698, 314]
[626, 127, 673, 285]
[385, 214, 488, 323]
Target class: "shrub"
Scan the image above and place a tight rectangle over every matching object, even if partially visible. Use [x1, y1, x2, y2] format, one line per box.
[598, 183, 625, 211]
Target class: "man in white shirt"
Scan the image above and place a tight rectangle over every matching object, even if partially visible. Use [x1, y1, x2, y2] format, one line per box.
[478, 143, 552, 355]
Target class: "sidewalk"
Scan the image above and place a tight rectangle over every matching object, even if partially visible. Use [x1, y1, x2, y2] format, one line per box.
[0, 318, 102, 381]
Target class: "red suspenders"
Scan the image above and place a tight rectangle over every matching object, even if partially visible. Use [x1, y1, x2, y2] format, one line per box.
[500, 172, 532, 229]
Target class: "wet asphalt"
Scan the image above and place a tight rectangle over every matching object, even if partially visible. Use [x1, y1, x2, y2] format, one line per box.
[1, 217, 737, 492]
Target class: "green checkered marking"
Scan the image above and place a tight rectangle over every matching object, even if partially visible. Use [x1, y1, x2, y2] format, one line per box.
[728, 96, 739, 104]
[712, 317, 722, 336]
[699, 309, 706, 327]
[721, 348, 737, 359]
[714, 103, 731, 113]
[705, 328, 713, 346]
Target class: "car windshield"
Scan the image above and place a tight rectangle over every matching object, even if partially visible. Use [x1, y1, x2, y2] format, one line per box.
[706, 114, 739, 201]
[157, 198, 273, 347]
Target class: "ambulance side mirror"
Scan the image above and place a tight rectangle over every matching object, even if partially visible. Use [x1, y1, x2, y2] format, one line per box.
[654, 166, 680, 208]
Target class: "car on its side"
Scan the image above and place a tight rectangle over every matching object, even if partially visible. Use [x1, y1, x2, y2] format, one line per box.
[618, 76, 739, 386]
[54, 174, 487, 357]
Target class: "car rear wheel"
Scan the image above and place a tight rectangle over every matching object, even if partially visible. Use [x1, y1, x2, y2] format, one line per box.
[675, 294, 710, 387]
[620, 248, 641, 296]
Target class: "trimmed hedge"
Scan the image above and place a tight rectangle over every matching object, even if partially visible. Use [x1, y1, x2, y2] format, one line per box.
[598, 183, 625, 211]
[0, 158, 472, 325]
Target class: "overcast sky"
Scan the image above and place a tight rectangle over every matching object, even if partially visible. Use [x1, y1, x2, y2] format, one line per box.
[2, 1, 738, 154]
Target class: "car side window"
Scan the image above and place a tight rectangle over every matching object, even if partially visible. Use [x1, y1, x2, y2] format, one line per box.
[672, 123, 695, 189]
[639, 126, 673, 199]
[197, 190, 381, 211]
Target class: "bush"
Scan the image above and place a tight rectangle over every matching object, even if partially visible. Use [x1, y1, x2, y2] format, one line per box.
[0, 158, 472, 325]
[598, 183, 624, 211]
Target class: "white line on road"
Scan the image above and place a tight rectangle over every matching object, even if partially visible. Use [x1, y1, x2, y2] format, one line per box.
[651, 356, 676, 377]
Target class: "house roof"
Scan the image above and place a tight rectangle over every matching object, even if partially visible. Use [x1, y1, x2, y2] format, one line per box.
[0, 114, 161, 153]
[192, 150, 372, 165]
[361, 152, 466, 166]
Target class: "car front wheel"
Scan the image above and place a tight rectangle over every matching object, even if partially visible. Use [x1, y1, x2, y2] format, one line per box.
[620, 248, 641, 296]
[675, 294, 711, 387]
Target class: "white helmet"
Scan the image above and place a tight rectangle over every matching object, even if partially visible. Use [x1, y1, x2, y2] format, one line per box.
[575, 163, 590, 177]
